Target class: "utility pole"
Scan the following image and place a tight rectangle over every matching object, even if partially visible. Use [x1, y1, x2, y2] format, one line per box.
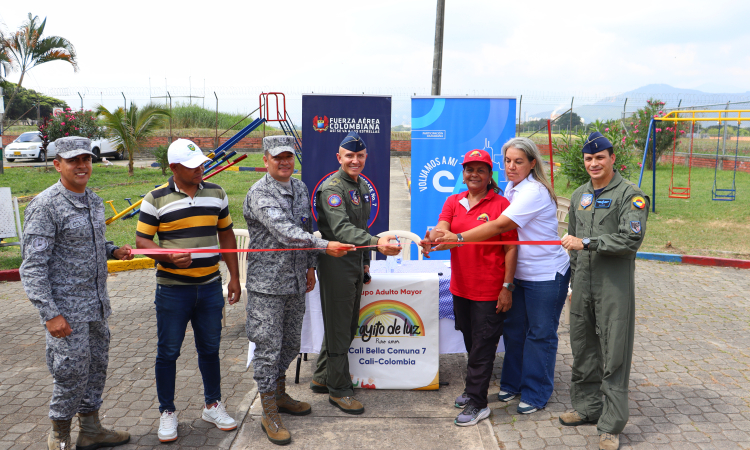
[431, 0, 446, 96]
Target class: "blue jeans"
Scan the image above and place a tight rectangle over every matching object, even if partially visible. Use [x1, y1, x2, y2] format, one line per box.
[500, 268, 571, 409]
[154, 281, 224, 413]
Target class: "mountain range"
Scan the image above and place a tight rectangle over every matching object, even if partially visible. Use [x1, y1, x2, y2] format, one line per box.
[526, 84, 750, 124]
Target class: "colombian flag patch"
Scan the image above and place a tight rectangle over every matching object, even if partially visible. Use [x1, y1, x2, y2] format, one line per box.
[632, 196, 646, 209]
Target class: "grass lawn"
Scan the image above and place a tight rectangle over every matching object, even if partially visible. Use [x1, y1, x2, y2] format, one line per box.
[0, 158, 273, 270]
[550, 163, 750, 259]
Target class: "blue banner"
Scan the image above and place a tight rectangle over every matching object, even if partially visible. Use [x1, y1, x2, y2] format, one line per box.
[410, 97, 516, 259]
[302, 94, 391, 236]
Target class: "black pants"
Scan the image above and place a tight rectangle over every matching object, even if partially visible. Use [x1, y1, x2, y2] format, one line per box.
[453, 295, 505, 409]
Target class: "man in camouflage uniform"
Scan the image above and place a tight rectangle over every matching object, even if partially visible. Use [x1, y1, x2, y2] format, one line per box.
[561, 132, 649, 450]
[244, 136, 353, 445]
[311, 131, 400, 415]
[20, 136, 133, 450]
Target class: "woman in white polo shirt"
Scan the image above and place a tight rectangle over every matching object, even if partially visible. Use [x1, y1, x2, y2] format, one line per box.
[432, 137, 570, 415]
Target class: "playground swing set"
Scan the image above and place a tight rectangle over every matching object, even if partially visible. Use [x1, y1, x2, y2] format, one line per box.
[104, 92, 302, 225]
[637, 109, 748, 212]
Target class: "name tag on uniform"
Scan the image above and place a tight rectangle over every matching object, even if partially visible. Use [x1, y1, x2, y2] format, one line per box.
[69, 214, 88, 228]
[595, 199, 612, 209]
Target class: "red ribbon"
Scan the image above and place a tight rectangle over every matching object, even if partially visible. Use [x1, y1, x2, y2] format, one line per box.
[128, 241, 562, 255]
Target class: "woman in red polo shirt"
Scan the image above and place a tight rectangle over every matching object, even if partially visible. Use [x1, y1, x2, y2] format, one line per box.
[427, 149, 518, 427]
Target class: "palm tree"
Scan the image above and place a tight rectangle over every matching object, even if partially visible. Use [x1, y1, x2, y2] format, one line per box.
[96, 104, 170, 176]
[1, 14, 77, 126]
[0, 34, 12, 83]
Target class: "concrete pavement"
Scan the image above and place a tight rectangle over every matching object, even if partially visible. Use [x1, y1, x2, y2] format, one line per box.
[0, 157, 748, 449]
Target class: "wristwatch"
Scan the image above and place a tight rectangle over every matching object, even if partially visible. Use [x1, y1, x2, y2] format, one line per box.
[456, 233, 464, 243]
[503, 282, 515, 292]
[582, 238, 591, 250]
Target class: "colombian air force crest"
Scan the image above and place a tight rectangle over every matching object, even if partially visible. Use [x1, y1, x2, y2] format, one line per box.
[313, 115, 329, 133]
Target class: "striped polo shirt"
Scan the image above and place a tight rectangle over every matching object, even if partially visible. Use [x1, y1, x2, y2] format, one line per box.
[136, 177, 233, 285]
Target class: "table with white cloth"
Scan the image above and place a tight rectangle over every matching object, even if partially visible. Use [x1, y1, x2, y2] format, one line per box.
[299, 259, 505, 355]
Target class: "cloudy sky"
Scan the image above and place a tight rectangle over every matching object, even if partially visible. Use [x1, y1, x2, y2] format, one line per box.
[2, 0, 749, 123]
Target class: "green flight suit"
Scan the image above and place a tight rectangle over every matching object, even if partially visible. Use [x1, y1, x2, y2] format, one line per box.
[312, 168, 380, 398]
[567, 171, 649, 435]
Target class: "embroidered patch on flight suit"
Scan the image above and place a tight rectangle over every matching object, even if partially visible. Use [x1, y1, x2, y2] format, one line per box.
[580, 194, 593, 209]
[477, 213, 490, 222]
[595, 199, 612, 209]
[349, 190, 360, 205]
[327, 194, 342, 207]
[630, 221, 641, 234]
[363, 194, 370, 203]
[632, 196, 646, 209]
[329, 178, 341, 187]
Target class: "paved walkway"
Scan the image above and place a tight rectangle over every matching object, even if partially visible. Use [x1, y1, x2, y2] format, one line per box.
[1, 157, 749, 449]
[0, 268, 255, 449]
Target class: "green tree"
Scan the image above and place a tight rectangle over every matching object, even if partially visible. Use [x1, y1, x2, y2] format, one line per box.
[1, 81, 67, 121]
[0, 14, 78, 127]
[553, 119, 640, 188]
[96, 104, 170, 176]
[628, 98, 689, 170]
[555, 111, 584, 131]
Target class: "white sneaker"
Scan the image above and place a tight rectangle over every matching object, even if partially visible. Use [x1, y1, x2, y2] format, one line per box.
[517, 401, 539, 414]
[202, 401, 237, 431]
[158, 411, 178, 442]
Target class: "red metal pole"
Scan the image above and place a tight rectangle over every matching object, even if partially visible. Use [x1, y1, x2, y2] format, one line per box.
[203, 154, 248, 181]
[547, 119, 554, 189]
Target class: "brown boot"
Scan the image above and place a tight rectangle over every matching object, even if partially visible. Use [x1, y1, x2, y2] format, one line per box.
[329, 395, 364, 415]
[599, 432, 620, 450]
[275, 376, 311, 416]
[260, 391, 291, 445]
[309, 379, 328, 393]
[76, 410, 130, 450]
[559, 410, 597, 426]
[48, 419, 71, 450]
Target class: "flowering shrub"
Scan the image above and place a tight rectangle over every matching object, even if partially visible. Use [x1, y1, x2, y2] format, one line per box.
[553, 120, 640, 187]
[38, 108, 102, 147]
[629, 99, 690, 169]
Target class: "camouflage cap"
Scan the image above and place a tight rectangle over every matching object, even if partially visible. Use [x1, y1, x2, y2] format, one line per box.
[263, 135, 296, 157]
[55, 136, 95, 159]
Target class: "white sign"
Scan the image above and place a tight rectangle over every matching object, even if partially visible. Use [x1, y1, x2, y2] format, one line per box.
[349, 273, 439, 390]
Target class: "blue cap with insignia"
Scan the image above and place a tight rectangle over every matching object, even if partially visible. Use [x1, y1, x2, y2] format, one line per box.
[582, 132, 613, 154]
[339, 132, 367, 152]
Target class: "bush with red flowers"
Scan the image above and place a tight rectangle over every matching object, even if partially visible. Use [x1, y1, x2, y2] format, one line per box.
[629, 99, 690, 169]
[38, 108, 102, 148]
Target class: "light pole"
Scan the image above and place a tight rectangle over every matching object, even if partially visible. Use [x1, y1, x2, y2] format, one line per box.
[431, 0, 446, 96]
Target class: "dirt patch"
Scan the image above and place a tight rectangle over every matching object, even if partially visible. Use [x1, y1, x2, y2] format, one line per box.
[707, 220, 750, 231]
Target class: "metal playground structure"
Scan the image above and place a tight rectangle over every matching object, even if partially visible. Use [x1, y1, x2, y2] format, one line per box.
[637, 109, 749, 212]
[104, 92, 301, 225]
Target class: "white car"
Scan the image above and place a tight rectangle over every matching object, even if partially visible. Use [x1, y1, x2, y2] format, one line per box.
[90, 137, 122, 161]
[4, 132, 119, 162]
[4, 131, 53, 162]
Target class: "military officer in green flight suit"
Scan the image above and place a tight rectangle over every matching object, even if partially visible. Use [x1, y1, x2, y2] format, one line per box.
[310, 131, 400, 414]
[560, 132, 649, 450]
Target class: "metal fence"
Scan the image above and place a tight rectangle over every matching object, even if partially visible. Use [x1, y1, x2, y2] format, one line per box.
[5, 85, 750, 139]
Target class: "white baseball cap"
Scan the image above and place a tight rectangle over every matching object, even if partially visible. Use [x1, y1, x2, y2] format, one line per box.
[167, 139, 211, 168]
